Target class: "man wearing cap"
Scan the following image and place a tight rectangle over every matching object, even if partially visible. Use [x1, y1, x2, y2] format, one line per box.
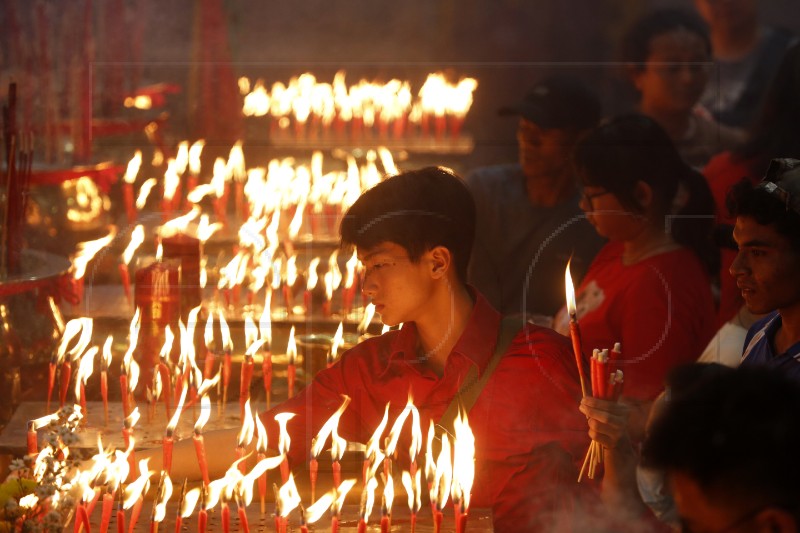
[466, 76, 605, 319]
[729, 158, 800, 379]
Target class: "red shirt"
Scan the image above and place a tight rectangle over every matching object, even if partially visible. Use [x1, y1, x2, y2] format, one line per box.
[554, 242, 716, 401]
[261, 292, 592, 531]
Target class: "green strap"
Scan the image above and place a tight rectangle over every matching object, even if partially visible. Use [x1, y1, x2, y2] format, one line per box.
[436, 316, 524, 439]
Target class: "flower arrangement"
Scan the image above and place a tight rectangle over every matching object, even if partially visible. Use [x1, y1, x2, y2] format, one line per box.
[0, 406, 83, 532]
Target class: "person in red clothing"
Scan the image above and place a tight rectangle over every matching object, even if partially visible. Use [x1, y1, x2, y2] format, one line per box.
[554, 114, 717, 439]
[159, 166, 592, 531]
[705, 42, 800, 325]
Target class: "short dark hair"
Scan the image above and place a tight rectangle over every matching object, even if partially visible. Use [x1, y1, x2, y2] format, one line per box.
[622, 9, 711, 73]
[339, 166, 476, 283]
[642, 364, 800, 518]
[573, 113, 719, 275]
[727, 178, 800, 252]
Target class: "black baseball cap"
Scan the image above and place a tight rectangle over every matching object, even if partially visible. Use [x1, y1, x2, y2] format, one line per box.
[498, 76, 602, 130]
[761, 158, 800, 216]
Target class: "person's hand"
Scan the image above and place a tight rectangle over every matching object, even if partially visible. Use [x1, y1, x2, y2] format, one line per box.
[579, 396, 631, 449]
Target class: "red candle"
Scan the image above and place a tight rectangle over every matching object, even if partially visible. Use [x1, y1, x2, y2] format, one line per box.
[162, 434, 174, 476]
[221, 500, 230, 533]
[47, 359, 56, 412]
[331, 516, 339, 533]
[240, 356, 254, 419]
[99, 492, 114, 533]
[257, 452, 268, 514]
[237, 504, 250, 533]
[262, 350, 272, 408]
[193, 433, 210, 486]
[357, 519, 366, 533]
[198, 508, 207, 533]
[119, 263, 132, 307]
[433, 509, 443, 533]
[74, 502, 90, 533]
[124, 183, 136, 224]
[129, 497, 144, 533]
[122, 426, 136, 474]
[287, 364, 295, 399]
[161, 233, 202, 313]
[120, 374, 131, 418]
[309, 457, 318, 503]
[380, 515, 390, 533]
[26, 424, 37, 455]
[134, 260, 181, 385]
[59, 360, 72, 407]
[235, 446, 246, 475]
[204, 350, 216, 380]
[222, 351, 232, 410]
[332, 460, 341, 489]
[116, 505, 125, 533]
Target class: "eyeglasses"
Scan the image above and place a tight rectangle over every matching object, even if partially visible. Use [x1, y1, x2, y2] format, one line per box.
[359, 256, 411, 282]
[581, 189, 613, 211]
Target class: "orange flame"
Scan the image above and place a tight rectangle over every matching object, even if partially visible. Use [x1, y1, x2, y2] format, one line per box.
[135, 178, 158, 209]
[565, 259, 577, 318]
[122, 225, 145, 266]
[237, 400, 255, 448]
[123, 151, 143, 185]
[274, 412, 296, 455]
[310, 395, 351, 458]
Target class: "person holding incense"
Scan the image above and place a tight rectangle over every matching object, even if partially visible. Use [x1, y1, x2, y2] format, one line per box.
[642, 363, 800, 533]
[553, 113, 717, 440]
[157, 166, 594, 531]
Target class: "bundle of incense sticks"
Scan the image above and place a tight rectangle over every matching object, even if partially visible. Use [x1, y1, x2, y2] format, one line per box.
[2, 83, 34, 276]
[579, 343, 624, 482]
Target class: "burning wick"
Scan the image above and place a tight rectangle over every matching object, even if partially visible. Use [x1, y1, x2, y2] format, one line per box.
[565, 260, 590, 397]
[286, 326, 297, 399]
[194, 395, 212, 486]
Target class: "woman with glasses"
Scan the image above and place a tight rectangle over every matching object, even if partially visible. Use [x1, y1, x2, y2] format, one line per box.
[621, 9, 745, 168]
[553, 114, 717, 442]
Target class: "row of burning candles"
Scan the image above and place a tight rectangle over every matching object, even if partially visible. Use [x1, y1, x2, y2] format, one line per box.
[239, 71, 477, 140]
[28, 392, 474, 533]
[119, 141, 398, 229]
[44, 297, 380, 427]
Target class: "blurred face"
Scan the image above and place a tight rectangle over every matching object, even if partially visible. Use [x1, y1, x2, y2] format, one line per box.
[634, 29, 710, 116]
[671, 472, 764, 533]
[695, 0, 758, 34]
[730, 216, 800, 315]
[579, 185, 648, 242]
[358, 242, 434, 327]
[517, 118, 577, 182]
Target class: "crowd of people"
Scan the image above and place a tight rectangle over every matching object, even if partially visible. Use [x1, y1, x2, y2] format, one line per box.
[155, 1, 800, 531]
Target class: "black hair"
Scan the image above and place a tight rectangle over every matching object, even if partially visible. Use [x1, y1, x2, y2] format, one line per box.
[339, 166, 476, 283]
[573, 113, 719, 275]
[622, 9, 711, 76]
[734, 42, 800, 174]
[642, 364, 800, 519]
[726, 178, 800, 252]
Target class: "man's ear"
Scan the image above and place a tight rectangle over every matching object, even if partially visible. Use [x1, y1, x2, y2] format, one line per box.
[634, 180, 654, 209]
[428, 246, 452, 279]
[756, 508, 798, 533]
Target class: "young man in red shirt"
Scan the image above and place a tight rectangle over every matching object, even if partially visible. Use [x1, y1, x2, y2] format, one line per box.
[165, 166, 590, 531]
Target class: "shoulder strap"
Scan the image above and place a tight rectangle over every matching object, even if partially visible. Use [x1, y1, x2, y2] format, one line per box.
[436, 316, 524, 439]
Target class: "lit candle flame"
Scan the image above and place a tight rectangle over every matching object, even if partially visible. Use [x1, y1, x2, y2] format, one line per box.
[332, 479, 356, 516]
[160, 325, 175, 362]
[180, 488, 201, 518]
[306, 257, 321, 290]
[286, 326, 297, 366]
[188, 140, 205, 176]
[383, 472, 394, 516]
[310, 395, 351, 458]
[175, 141, 190, 175]
[122, 225, 145, 266]
[366, 403, 390, 462]
[124, 407, 141, 429]
[243, 314, 259, 348]
[123, 151, 143, 185]
[431, 434, 453, 511]
[278, 474, 302, 518]
[565, 259, 577, 318]
[160, 206, 201, 237]
[237, 400, 255, 448]
[194, 395, 211, 435]
[358, 303, 376, 335]
[343, 250, 358, 289]
[274, 412, 296, 456]
[331, 323, 344, 364]
[255, 412, 268, 454]
[304, 490, 336, 524]
[451, 408, 475, 511]
[153, 473, 173, 523]
[74, 346, 98, 401]
[219, 312, 233, 352]
[166, 385, 188, 435]
[101, 335, 113, 371]
[135, 178, 158, 209]
[72, 230, 117, 280]
[401, 469, 422, 514]
[123, 459, 153, 509]
[241, 454, 285, 506]
[360, 476, 379, 522]
[260, 290, 272, 348]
